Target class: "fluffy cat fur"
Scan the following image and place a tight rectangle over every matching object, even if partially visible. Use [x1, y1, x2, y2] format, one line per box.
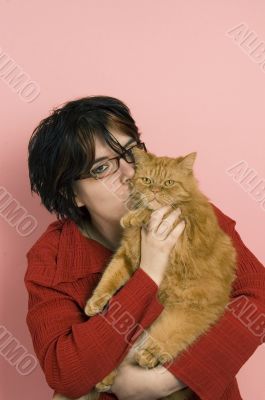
[58, 148, 237, 400]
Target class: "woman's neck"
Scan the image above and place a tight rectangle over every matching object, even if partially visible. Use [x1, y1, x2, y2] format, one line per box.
[82, 215, 122, 252]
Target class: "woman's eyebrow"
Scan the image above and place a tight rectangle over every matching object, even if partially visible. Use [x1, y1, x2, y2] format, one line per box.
[93, 138, 137, 163]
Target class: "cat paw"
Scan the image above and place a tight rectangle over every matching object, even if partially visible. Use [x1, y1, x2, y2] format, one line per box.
[134, 347, 160, 368]
[84, 293, 111, 316]
[120, 214, 140, 228]
[135, 340, 173, 368]
[120, 217, 130, 228]
[95, 370, 117, 392]
[95, 381, 111, 392]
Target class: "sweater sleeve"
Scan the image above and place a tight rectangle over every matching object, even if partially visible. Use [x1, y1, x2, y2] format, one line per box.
[25, 264, 164, 399]
[163, 214, 265, 400]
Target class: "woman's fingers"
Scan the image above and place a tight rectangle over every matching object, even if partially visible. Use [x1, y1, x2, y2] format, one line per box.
[169, 219, 186, 239]
[155, 209, 181, 235]
[148, 205, 181, 233]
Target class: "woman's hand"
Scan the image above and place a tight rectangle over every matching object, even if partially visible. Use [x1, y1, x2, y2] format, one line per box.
[110, 363, 187, 400]
[139, 205, 185, 286]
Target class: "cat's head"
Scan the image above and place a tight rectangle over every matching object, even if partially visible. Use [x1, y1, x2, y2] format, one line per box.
[127, 147, 199, 211]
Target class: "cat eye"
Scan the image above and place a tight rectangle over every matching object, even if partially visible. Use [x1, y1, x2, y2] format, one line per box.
[164, 180, 176, 187]
[76, 142, 147, 180]
[141, 177, 152, 185]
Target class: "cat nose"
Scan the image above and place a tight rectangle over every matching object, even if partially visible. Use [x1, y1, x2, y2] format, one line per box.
[151, 187, 160, 193]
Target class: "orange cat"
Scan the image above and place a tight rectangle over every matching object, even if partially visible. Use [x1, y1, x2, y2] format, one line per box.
[59, 148, 237, 400]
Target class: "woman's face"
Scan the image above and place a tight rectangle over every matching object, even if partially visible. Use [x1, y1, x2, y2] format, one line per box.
[73, 129, 137, 224]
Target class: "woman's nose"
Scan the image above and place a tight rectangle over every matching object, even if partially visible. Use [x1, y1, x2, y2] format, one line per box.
[119, 158, 135, 179]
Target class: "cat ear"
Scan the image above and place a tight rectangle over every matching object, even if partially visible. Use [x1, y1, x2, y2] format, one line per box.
[131, 147, 152, 163]
[178, 152, 197, 173]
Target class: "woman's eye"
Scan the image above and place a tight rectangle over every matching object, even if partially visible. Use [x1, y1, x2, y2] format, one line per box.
[92, 164, 109, 174]
[164, 180, 175, 186]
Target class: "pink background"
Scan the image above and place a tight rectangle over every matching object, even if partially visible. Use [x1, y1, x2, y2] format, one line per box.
[0, 1, 264, 399]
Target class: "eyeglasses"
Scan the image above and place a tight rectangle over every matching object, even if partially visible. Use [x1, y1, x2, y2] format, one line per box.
[76, 141, 147, 180]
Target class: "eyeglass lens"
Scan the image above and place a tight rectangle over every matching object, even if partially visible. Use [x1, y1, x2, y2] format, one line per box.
[91, 142, 146, 179]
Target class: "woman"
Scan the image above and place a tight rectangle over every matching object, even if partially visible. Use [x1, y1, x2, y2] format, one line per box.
[25, 95, 265, 400]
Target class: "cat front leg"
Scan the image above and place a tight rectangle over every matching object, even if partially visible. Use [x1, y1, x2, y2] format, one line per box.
[84, 249, 133, 316]
[132, 311, 174, 368]
[134, 304, 222, 369]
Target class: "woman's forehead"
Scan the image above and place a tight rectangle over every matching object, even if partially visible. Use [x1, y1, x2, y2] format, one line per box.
[94, 130, 134, 158]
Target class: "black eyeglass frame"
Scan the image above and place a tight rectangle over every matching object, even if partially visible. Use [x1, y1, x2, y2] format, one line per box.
[76, 141, 147, 180]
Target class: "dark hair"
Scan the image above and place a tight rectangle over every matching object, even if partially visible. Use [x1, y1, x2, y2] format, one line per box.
[28, 95, 142, 225]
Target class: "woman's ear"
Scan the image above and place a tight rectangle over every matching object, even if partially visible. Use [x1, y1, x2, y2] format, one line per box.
[71, 184, 85, 207]
[75, 196, 85, 207]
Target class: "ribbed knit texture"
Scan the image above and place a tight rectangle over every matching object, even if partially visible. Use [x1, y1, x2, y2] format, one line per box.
[24, 203, 265, 399]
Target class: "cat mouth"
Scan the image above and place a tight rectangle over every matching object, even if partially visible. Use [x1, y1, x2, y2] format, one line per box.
[150, 195, 163, 203]
[148, 198, 163, 210]
[151, 198, 161, 203]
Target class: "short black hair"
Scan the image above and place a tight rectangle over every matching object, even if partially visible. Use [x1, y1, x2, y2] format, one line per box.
[28, 95, 142, 225]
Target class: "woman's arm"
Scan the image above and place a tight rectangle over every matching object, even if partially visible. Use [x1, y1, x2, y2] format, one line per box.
[25, 238, 165, 399]
[163, 205, 265, 400]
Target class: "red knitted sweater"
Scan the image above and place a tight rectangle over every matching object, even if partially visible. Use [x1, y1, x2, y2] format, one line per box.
[24, 203, 265, 400]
